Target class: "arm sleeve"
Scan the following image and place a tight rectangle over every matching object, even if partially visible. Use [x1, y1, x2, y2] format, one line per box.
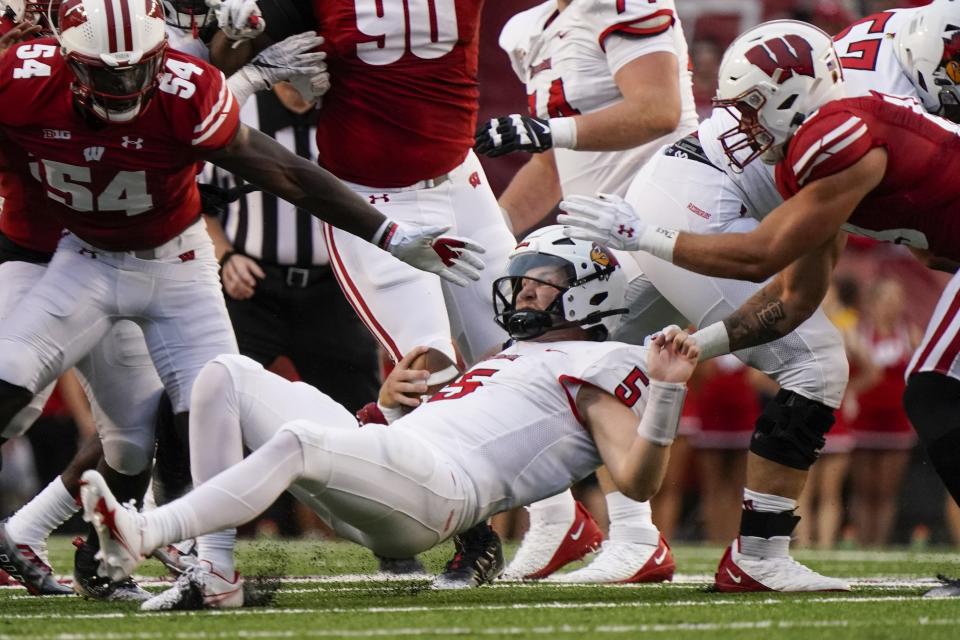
[778, 110, 876, 194]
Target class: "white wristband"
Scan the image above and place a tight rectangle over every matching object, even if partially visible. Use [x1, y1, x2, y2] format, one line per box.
[636, 380, 687, 446]
[549, 117, 578, 149]
[693, 321, 731, 360]
[226, 66, 266, 108]
[376, 400, 405, 425]
[638, 226, 678, 262]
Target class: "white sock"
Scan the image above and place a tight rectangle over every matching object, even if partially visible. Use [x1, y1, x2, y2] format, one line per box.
[739, 489, 797, 559]
[742, 488, 797, 513]
[6, 476, 79, 546]
[527, 489, 576, 525]
[605, 492, 659, 545]
[197, 530, 237, 576]
[141, 431, 304, 560]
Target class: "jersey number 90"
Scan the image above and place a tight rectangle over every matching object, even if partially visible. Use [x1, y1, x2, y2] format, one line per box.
[355, 0, 458, 65]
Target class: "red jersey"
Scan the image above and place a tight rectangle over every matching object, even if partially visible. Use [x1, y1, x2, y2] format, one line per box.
[0, 39, 239, 251]
[312, 0, 483, 187]
[775, 93, 960, 261]
[851, 324, 913, 432]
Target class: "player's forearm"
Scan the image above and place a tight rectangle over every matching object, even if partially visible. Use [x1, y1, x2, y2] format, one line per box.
[499, 153, 562, 235]
[572, 95, 679, 152]
[714, 279, 817, 353]
[614, 438, 670, 502]
[672, 231, 781, 282]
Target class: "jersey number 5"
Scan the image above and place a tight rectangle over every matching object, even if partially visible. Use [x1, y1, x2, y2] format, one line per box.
[429, 368, 497, 402]
[833, 12, 893, 71]
[354, 0, 458, 65]
[615, 366, 649, 408]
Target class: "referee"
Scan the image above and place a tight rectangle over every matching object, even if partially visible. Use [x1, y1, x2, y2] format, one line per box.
[203, 83, 379, 415]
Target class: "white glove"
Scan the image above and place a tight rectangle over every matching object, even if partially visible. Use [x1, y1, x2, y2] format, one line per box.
[207, 0, 265, 45]
[243, 32, 326, 88]
[289, 68, 331, 103]
[558, 193, 678, 261]
[375, 221, 486, 287]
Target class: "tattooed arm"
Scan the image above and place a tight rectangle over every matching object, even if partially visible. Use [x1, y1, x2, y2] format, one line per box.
[721, 232, 846, 352]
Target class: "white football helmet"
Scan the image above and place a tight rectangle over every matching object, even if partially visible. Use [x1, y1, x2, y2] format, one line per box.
[3, 0, 56, 31]
[493, 225, 627, 341]
[894, 0, 960, 121]
[713, 20, 845, 171]
[57, 0, 168, 123]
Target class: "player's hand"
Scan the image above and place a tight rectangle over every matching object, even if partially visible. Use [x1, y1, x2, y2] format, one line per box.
[220, 253, 265, 300]
[248, 32, 327, 88]
[475, 114, 553, 157]
[557, 193, 646, 251]
[647, 325, 700, 383]
[379, 222, 485, 287]
[289, 68, 331, 103]
[207, 0, 265, 45]
[0, 19, 42, 54]
[379, 346, 431, 410]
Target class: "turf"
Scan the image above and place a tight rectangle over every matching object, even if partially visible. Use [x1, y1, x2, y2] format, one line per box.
[1, 537, 959, 639]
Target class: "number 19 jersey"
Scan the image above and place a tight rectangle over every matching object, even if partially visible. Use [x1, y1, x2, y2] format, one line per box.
[394, 339, 652, 521]
[0, 39, 239, 251]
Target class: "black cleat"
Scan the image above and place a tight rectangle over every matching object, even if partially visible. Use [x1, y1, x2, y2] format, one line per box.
[432, 522, 504, 589]
[0, 521, 73, 595]
[925, 574, 960, 598]
[72, 537, 150, 602]
[376, 555, 426, 575]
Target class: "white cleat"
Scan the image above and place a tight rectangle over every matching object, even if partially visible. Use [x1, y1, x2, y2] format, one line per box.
[548, 535, 675, 584]
[141, 561, 244, 611]
[79, 470, 145, 583]
[501, 501, 603, 581]
[714, 538, 850, 592]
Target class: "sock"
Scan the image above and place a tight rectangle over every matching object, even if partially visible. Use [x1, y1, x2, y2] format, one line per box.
[6, 476, 79, 548]
[527, 489, 576, 525]
[197, 530, 237, 576]
[605, 492, 659, 545]
[141, 430, 304, 560]
[738, 488, 799, 558]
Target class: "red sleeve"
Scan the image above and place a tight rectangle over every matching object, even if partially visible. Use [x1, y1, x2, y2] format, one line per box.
[777, 110, 876, 196]
[188, 68, 240, 152]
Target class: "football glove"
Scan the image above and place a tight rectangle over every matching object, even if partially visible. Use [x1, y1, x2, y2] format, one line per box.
[559, 193, 681, 262]
[247, 31, 326, 88]
[475, 114, 553, 157]
[376, 222, 486, 287]
[207, 0, 265, 44]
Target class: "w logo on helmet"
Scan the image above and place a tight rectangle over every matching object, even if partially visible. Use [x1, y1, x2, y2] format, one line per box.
[745, 35, 815, 83]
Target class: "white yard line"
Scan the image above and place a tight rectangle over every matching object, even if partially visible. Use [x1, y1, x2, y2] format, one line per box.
[5, 617, 960, 640]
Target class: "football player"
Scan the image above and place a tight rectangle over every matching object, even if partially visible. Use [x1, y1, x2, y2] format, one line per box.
[0, 0, 482, 595]
[80, 226, 699, 610]
[472, 0, 696, 583]
[560, 11, 960, 593]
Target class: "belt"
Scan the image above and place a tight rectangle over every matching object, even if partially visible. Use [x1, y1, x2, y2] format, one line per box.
[662, 133, 721, 172]
[260, 263, 331, 288]
[347, 171, 451, 194]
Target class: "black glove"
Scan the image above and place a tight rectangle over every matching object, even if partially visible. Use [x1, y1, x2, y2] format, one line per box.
[198, 183, 260, 218]
[475, 114, 553, 157]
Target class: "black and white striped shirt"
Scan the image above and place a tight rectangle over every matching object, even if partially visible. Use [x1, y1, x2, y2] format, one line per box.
[207, 90, 329, 267]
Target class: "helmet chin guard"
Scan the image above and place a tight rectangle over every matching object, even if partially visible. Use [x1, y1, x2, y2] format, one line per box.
[493, 225, 628, 342]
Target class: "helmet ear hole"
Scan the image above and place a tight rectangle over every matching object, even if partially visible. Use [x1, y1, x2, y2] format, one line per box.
[777, 94, 798, 110]
[589, 292, 608, 306]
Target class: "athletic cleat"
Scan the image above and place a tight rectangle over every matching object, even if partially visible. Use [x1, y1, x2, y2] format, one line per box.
[79, 470, 144, 582]
[141, 561, 244, 610]
[502, 501, 603, 580]
[376, 555, 426, 575]
[0, 521, 73, 595]
[432, 522, 504, 589]
[924, 574, 960, 598]
[72, 537, 151, 601]
[714, 538, 850, 592]
[549, 535, 675, 584]
[151, 540, 199, 577]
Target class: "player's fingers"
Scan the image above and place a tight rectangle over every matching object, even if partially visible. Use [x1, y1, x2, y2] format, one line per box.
[556, 213, 601, 231]
[559, 226, 604, 243]
[394, 380, 429, 396]
[437, 268, 469, 287]
[660, 324, 683, 341]
[249, 261, 266, 279]
[558, 197, 603, 221]
[396, 345, 431, 370]
[444, 236, 486, 256]
[449, 260, 482, 282]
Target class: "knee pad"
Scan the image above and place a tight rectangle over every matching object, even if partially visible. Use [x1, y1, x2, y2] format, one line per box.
[101, 436, 152, 475]
[749, 389, 836, 470]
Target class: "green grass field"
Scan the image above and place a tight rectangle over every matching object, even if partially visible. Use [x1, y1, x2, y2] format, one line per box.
[1, 537, 959, 639]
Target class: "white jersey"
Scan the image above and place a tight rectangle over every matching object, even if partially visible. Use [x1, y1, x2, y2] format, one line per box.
[165, 25, 211, 61]
[394, 340, 652, 520]
[698, 8, 920, 219]
[500, 0, 698, 197]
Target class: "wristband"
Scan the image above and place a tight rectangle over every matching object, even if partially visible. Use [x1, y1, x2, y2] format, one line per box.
[639, 226, 678, 262]
[372, 219, 397, 249]
[376, 400, 405, 425]
[693, 321, 731, 360]
[549, 117, 578, 149]
[226, 66, 266, 108]
[218, 250, 237, 269]
[636, 380, 687, 446]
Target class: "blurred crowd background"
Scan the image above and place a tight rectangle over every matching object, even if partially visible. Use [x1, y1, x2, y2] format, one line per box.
[1, 0, 954, 550]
